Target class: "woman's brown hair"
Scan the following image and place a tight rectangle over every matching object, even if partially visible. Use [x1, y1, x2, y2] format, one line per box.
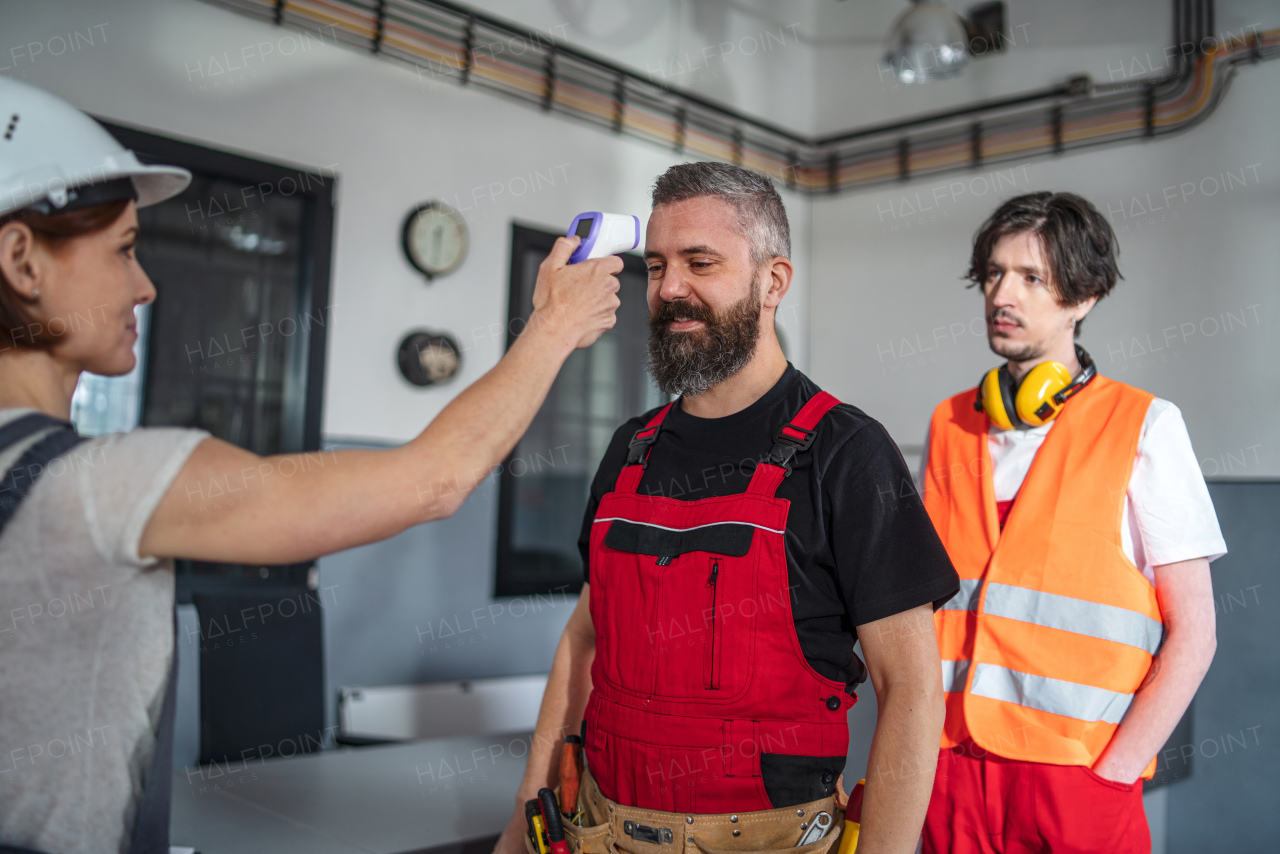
[0, 199, 132, 349]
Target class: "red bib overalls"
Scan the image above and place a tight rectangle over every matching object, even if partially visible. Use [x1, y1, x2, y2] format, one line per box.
[584, 392, 857, 814]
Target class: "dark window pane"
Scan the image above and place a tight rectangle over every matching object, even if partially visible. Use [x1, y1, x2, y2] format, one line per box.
[137, 174, 306, 456]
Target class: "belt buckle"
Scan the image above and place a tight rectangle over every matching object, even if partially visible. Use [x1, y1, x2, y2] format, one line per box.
[623, 821, 674, 845]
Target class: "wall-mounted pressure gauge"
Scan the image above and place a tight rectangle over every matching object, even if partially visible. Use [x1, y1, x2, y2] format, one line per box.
[397, 330, 462, 387]
[401, 201, 468, 280]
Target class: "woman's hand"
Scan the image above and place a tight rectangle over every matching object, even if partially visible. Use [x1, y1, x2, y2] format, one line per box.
[527, 235, 623, 351]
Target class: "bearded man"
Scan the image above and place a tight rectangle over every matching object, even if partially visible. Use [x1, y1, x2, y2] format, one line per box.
[494, 162, 959, 854]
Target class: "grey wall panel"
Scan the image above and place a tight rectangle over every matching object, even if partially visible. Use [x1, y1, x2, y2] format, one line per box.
[1168, 482, 1279, 853]
[316, 454, 578, 730]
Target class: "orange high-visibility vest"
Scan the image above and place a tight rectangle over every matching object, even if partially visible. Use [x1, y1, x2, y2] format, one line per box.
[924, 375, 1161, 775]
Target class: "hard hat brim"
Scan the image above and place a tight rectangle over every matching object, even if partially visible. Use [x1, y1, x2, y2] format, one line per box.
[0, 79, 194, 218]
[130, 163, 192, 209]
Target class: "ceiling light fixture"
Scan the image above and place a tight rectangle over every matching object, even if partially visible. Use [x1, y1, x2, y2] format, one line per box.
[883, 0, 1006, 84]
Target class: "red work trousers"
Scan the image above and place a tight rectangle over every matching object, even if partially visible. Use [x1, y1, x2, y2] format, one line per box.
[922, 741, 1150, 854]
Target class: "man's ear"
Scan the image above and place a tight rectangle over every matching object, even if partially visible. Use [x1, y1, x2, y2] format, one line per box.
[0, 221, 43, 300]
[761, 256, 793, 309]
[1073, 295, 1100, 323]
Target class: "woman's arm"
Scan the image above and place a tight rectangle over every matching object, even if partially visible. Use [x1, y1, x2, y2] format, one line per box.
[139, 237, 621, 563]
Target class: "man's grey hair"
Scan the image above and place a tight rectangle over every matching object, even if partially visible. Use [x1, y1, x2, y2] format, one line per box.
[651, 162, 791, 267]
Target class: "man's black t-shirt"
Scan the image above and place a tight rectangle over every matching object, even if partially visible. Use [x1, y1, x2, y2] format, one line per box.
[579, 364, 959, 687]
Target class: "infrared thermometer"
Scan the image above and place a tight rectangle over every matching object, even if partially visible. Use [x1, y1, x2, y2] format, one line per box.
[567, 212, 639, 263]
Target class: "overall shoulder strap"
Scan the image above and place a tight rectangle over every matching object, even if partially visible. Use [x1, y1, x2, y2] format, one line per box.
[746, 391, 842, 496]
[128, 610, 178, 854]
[612, 401, 676, 494]
[0, 412, 88, 540]
[0, 411, 65, 450]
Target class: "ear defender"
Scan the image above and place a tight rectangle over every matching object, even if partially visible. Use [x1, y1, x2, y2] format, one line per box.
[975, 345, 1097, 430]
[978, 366, 1019, 430]
[1015, 361, 1074, 427]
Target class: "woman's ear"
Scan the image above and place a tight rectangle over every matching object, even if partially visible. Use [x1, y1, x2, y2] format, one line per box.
[0, 221, 44, 300]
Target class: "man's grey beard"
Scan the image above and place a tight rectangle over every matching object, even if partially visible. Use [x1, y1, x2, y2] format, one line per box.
[646, 279, 762, 397]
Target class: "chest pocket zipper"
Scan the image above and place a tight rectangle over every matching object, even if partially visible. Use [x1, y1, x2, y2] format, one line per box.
[704, 559, 720, 690]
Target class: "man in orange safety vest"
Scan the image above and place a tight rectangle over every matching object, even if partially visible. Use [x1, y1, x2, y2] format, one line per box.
[919, 192, 1226, 853]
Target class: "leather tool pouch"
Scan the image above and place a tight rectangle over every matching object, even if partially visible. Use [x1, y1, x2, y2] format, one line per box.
[523, 769, 844, 854]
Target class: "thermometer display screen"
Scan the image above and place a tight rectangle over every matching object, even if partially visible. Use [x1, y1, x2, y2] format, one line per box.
[575, 217, 594, 239]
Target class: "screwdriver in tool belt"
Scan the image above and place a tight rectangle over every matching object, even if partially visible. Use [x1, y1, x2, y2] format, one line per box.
[539, 788, 572, 854]
[560, 735, 583, 822]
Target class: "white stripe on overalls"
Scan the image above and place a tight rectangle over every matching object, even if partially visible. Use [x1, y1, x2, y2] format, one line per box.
[592, 517, 787, 535]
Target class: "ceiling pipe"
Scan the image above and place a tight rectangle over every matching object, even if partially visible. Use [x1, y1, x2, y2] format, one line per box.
[201, 0, 1275, 194]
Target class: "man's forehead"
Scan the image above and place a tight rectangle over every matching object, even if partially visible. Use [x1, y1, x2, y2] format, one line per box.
[991, 231, 1048, 267]
[646, 196, 744, 254]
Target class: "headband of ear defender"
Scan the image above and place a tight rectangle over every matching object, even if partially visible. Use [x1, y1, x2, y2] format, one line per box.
[975, 345, 1096, 430]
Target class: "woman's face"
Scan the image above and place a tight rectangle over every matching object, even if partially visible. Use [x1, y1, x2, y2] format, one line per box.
[36, 202, 156, 376]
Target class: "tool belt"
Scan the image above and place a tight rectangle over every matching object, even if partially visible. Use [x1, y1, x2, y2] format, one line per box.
[526, 768, 845, 854]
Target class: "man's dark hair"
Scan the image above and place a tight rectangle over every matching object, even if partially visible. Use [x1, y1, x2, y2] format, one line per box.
[967, 191, 1121, 336]
[651, 162, 790, 267]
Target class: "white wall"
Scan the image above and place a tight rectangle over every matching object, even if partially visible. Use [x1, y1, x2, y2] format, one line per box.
[808, 57, 1280, 479]
[808, 0, 1173, 134]
[468, 0, 819, 133]
[2, 0, 812, 445]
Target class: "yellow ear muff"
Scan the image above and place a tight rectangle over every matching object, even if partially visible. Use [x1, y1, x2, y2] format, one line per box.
[979, 368, 1016, 431]
[1015, 360, 1074, 427]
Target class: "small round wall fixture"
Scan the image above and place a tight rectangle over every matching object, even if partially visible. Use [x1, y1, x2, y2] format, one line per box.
[397, 330, 462, 387]
[401, 201, 468, 280]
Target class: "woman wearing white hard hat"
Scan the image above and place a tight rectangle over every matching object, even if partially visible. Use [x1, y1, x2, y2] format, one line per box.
[0, 79, 622, 854]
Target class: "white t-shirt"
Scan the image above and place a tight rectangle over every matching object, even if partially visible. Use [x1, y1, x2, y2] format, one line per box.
[0, 408, 208, 854]
[920, 397, 1227, 584]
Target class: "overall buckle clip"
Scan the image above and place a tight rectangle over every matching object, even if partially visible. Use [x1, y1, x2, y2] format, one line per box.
[765, 423, 817, 476]
[625, 424, 661, 469]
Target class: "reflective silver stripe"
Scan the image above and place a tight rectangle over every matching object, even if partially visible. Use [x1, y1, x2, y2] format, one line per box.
[940, 578, 982, 611]
[969, 663, 1133, 725]
[983, 582, 1163, 655]
[940, 659, 970, 693]
[592, 517, 785, 535]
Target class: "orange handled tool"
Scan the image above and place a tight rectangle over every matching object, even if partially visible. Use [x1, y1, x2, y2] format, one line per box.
[560, 735, 583, 819]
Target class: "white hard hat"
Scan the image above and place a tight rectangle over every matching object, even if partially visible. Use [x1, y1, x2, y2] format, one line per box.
[0, 79, 190, 219]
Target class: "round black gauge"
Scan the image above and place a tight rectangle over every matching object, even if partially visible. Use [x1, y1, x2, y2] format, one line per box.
[397, 330, 462, 387]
